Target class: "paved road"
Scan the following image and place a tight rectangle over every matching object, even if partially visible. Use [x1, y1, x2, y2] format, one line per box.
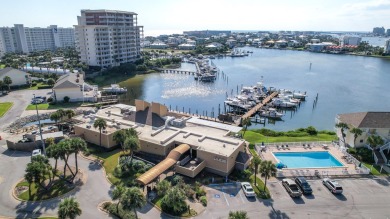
[0, 89, 51, 129]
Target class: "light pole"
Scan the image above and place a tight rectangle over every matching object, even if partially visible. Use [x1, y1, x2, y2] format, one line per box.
[34, 94, 46, 156]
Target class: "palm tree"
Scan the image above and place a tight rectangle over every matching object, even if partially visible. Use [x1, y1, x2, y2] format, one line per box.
[57, 140, 75, 180]
[350, 128, 363, 147]
[241, 117, 252, 137]
[112, 185, 126, 213]
[56, 109, 66, 121]
[69, 138, 87, 176]
[24, 171, 34, 198]
[336, 122, 349, 144]
[3, 76, 12, 92]
[123, 136, 140, 165]
[251, 156, 262, 186]
[367, 135, 385, 160]
[47, 142, 60, 180]
[120, 187, 146, 219]
[260, 160, 277, 191]
[65, 109, 76, 120]
[50, 112, 61, 127]
[228, 211, 249, 219]
[156, 180, 172, 197]
[58, 197, 82, 219]
[113, 130, 127, 152]
[126, 128, 138, 138]
[93, 118, 107, 147]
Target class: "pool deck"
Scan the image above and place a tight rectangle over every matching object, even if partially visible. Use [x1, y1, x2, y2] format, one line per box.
[258, 143, 367, 178]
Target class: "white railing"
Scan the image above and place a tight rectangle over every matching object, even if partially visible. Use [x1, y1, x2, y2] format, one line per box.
[380, 150, 387, 164]
[380, 142, 390, 151]
[256, 141, 333, 148]
[374, 151, 379, 164]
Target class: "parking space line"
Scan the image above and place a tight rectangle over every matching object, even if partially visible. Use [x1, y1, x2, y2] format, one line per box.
[221, 186, 230, 206]
[238, 189, 245, 203]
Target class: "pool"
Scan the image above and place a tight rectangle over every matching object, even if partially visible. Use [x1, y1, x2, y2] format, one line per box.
[273, 151, 344, 168]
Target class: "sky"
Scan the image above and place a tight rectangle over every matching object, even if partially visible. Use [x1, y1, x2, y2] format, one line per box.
[1, 0, 389, 36]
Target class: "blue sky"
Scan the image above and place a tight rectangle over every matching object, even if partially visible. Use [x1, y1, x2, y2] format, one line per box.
[1, 0, 389, 36]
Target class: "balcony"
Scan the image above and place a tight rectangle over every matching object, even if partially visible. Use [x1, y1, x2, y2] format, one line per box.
[175, 158, 206, 178]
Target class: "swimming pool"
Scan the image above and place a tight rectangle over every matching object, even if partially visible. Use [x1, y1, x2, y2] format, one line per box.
[273, 151, 344, 168]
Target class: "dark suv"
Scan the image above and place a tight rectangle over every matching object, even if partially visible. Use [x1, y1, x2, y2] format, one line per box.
[294, 177, 313, 195]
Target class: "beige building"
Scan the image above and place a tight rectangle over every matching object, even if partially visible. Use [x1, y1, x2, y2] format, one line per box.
[73, 100, 250, 183]
[53, 73, 98, 102]
[0, 67, 31, 86]
[336, 112, 390, 148]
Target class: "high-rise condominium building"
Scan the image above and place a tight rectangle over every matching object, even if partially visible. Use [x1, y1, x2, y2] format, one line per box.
[0, 24, 75, 57]
[74, 9, 144, 67]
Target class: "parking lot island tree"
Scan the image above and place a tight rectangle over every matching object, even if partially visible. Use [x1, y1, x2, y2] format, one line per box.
[120, 187, 146, 219]
[228, 210, 249, 219]
[251, 156, 262, 186]
[260, 160, 277, 191]
[58, 197, 82, 219]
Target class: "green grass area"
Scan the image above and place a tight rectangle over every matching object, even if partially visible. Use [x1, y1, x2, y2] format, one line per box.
[249, 175, 271, 199]
[0, 64, 5, 69]
[16, 178, 73, 201]
[0, 102, 13, 117]
[86, 73, 137, 87]
[362, 162, 390, 176]
[243, 130, 337, 145]
[27, 82, 46, 90]
[26, 102, 83, 110]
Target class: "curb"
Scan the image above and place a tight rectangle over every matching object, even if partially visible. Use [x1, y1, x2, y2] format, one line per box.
[12, 168, 86, 203]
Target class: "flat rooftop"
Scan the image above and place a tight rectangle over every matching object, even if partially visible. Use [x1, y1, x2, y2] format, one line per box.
[74, 104, 244, 157]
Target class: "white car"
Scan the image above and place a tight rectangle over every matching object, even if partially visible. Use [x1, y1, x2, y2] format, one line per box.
[322, 178, 343, 194]
[31, 149, 42, 158]
[241, 182, 256, 197]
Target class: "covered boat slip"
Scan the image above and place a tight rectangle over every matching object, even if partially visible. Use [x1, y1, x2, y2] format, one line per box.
[136, 144, 191, 185]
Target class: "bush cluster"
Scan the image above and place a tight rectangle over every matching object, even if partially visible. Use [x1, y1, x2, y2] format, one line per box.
[254, 126, 325, 137]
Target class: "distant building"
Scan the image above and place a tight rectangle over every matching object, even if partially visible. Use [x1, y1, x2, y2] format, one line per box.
[385, 39, 390, 54]
[178, 43, 195, 50]
[0, 24, 75, 56]
[306, 42, 334, 52]
[150, 42, 168, 49]
[342, 36, 361, 46]
[373, 27, 385, 35]
[183, 30, 231, 37]
[0, 67, 31, 86]
[74, 9, 143, 67]
[387, 29, 390, 37]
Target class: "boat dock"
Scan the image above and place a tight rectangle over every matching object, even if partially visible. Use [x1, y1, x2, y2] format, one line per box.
[160, 69, 197, 75]
[241, 91, 279, 119]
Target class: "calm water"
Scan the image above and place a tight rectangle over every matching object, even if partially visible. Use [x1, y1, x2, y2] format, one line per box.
[119, 47, 390, 131]
[362, 36, 390, 47]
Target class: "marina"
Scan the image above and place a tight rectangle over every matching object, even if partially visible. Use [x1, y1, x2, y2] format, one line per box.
[118, 47, 390, 131]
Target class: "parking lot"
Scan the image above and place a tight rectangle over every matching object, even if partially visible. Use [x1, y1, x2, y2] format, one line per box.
[202, 178, 390, 218]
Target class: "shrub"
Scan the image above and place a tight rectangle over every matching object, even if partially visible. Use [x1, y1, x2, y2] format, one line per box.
[306, 126, 318, 136]
[63, 96, 70, 103]
[172, 175, 184, 186]
[356, 147, 374, 163]
[195, 187, 206, 199]
[200, 196, 207, 206]
[255, 128, 283, 137]
[31, 83, 37, 87]
[161, 187, 187, 215]
[106, 201, 135, 219]
[37, 85, 53, 89]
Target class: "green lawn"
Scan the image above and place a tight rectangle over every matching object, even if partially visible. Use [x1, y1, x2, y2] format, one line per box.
[28, 82, 46, 90]
[243, 130, 337, 145]
[249, 175, 271, 199]
[26, 102, 83, 110]
[16, 178, 73, 201]
[0, 64, 5, 69]
[0, 102, 13, 117]
[362, 162, 390, 176]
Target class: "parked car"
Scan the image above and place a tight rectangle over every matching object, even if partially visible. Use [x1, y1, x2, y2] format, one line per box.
[31, 149, 42, 158]
[241, 182, 256, 197]
[294, 177, 313, 195]
[282, 179, 302, 198]
[322, 178, 343, 194]
[31, 98, 44, 104]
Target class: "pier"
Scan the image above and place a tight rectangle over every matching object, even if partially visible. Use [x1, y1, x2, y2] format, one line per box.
[241, 92, 279, 120]
[160, 69, 197, 75]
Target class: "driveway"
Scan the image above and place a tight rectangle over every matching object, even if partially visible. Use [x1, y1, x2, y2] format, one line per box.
[0, 89, 51, 129]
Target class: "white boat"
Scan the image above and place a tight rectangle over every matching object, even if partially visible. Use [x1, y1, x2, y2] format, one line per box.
[280, 89, 307, 99]
[224, 98, 252, 111]
[102, 84, 127, 93]
[258, 108, 284, 118]
[272, 98, 297, 108]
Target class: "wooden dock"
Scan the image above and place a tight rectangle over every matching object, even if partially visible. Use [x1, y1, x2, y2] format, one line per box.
[241, 92, 279, 119]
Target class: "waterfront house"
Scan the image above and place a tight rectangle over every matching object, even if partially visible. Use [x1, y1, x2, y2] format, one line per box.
[178, 43, 195, 50]
[150, 42, 168, 49]
[53, 73, 98, 102]
[0, 67, 31, 87]
[73, 100, 250, 183]
[335, 112, 390, 148]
